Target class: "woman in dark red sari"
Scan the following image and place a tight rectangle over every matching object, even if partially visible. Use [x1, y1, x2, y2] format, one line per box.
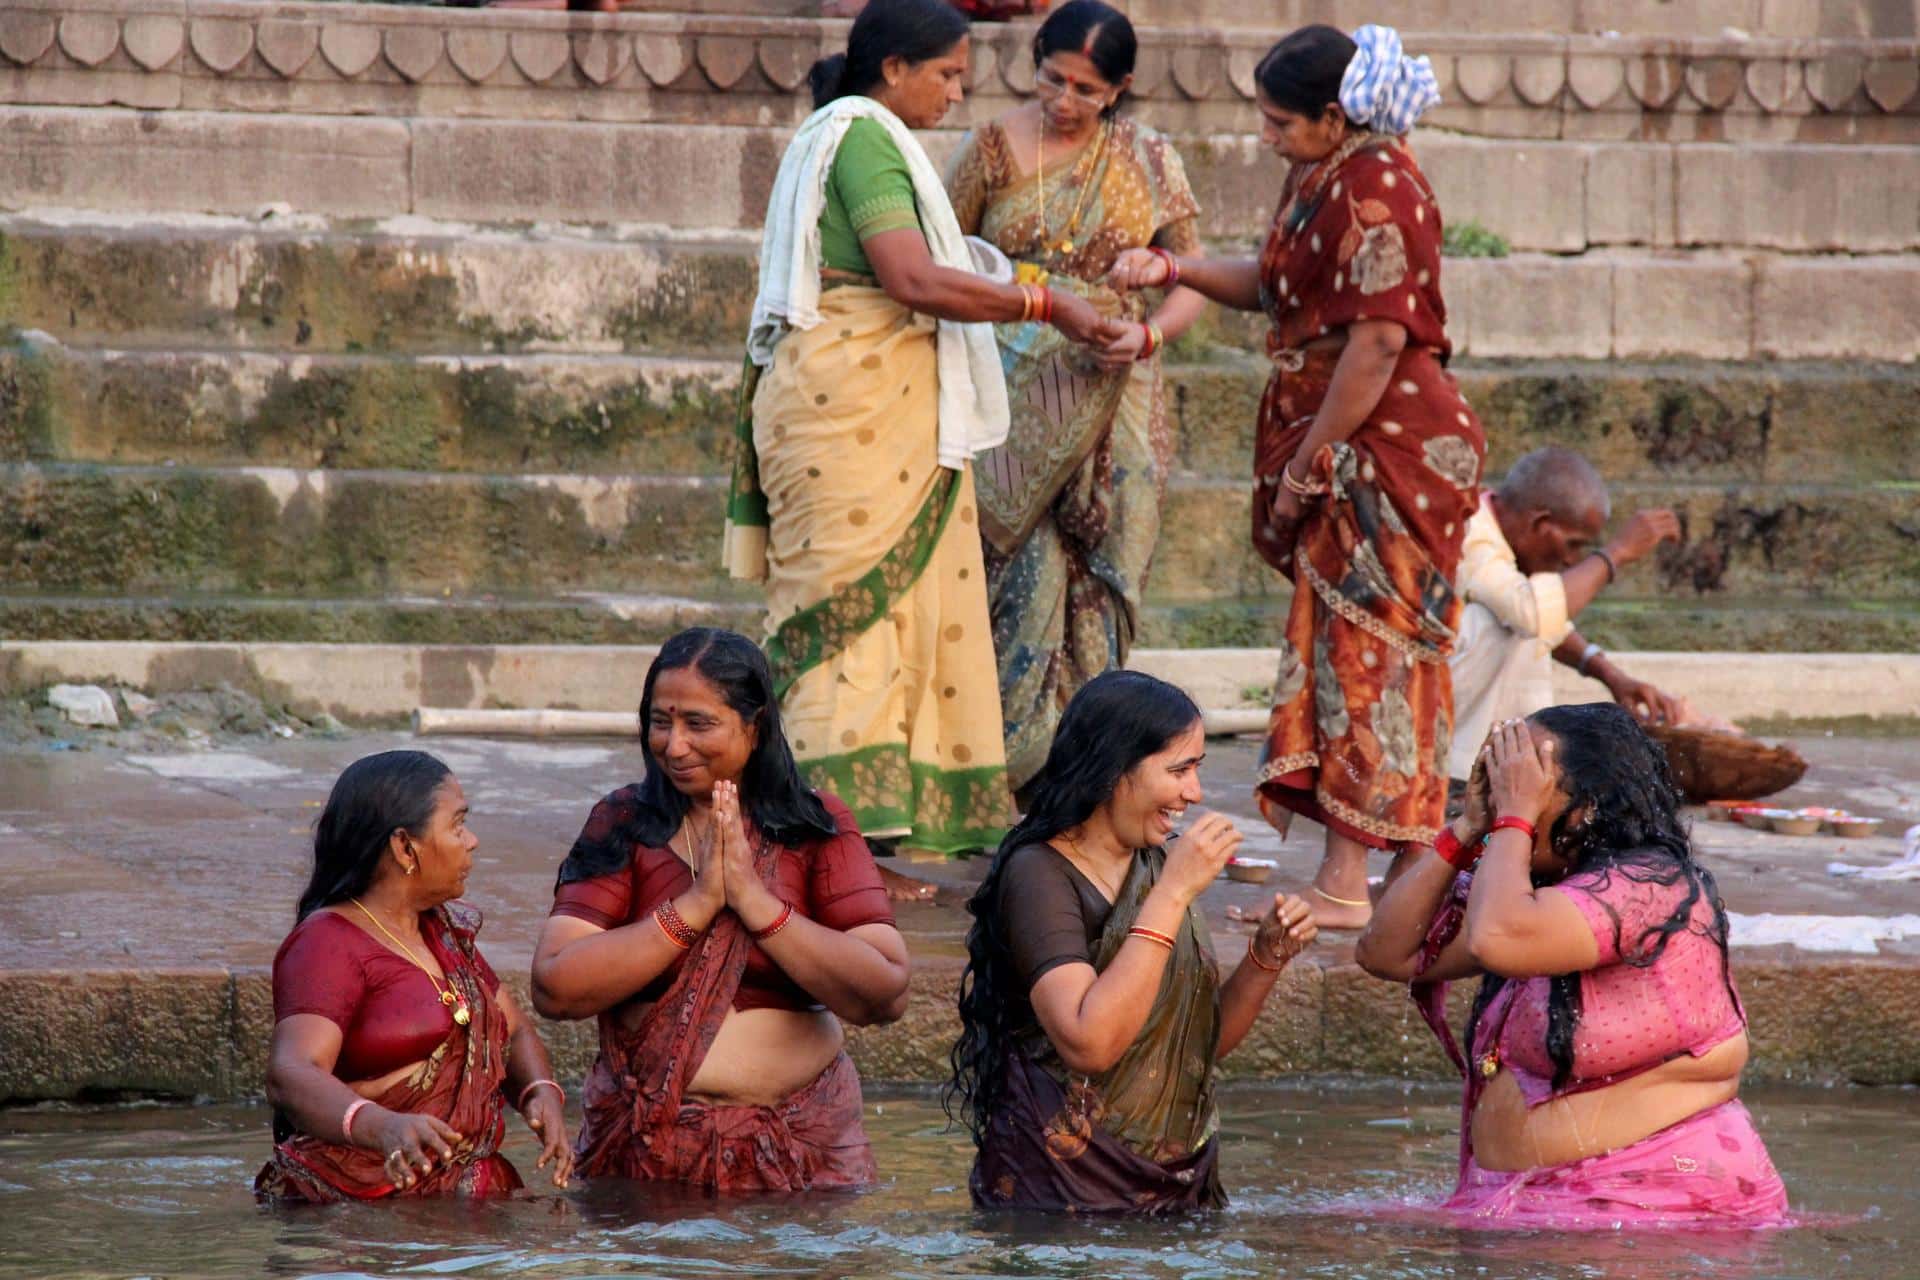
[257, 750, 572, 1203]
[1111, 25, 1479, 929]
[531, 627, 911, 1192]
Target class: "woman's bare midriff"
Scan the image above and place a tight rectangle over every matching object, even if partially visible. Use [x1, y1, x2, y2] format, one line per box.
[611, 1001, 846, 1108]
[1470, 1031, 1749, 1172]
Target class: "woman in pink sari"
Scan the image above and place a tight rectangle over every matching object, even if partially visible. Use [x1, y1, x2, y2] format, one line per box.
[1357, 703, 1789, 1228]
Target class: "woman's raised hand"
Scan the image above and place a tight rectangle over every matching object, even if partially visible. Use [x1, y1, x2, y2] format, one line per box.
[1162, 811, 1242, 905]
[1252, 892, 1318, 967]
[1453, 750, 1493, 845]
[686, 797, 727, 917]
[1106, 247, 1172, 292]
[712, 780, 777, 921]
[1486, 718, 1556, 824]
[1049, 289, 1127, 348]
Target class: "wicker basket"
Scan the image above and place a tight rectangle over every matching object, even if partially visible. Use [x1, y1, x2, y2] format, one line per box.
[1646, 725, 1807, 804]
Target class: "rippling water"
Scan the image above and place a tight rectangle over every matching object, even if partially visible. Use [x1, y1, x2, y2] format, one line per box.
[1, 1082, 1913, 1279]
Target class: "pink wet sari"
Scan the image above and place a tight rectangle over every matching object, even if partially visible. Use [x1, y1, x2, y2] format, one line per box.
[1409, 868, 1791, 1230]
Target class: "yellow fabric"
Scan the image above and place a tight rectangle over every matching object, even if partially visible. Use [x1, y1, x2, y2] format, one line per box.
[751, 286, 1011, 850]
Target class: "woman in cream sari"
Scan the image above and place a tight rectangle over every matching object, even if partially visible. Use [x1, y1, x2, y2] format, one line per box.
[946, 1, 1209, 796]
[724, 0, 1119, 858]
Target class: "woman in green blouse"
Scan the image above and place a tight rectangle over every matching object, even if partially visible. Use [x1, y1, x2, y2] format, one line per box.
[725, 0, 1118, 863]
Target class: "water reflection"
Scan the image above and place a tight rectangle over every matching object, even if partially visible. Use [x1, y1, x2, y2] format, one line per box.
[0, 1083, 1911, 1280]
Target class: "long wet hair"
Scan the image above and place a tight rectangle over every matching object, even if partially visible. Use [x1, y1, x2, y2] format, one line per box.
[298, 749, 452, 921]
[1255, 24, 1356, 118]
[808, 0, 971, 110]
[945, 670, 1202, 1144]
[1467, 702, 1736, 1089]
[1032, 0, 1137, 118]
[555, 627, 835, 884]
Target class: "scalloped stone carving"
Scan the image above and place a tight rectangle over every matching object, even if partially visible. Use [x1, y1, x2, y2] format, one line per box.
[1227, 46, 1258, 99]
[1568, 54, 1625, 109]
[1863, 58, 1919, 112]
[57, 14, 120, 68]
[1454, 54, 1508, 106]
[1685, 57, 1742, 110]
[968, 37, 997, 90]
[255, 20, 318, 78]
[1511, 55, 1565, 107]
[633, 31, 687, 86]
[696, 35, 755, 89]
[1000, 39, 1035, 94]
[189, 17, 254, 75]
[0, 12, 57, 66]
[121, 15, 183, 72]
[1743, 58, 1799, 113]
[1127, 45, 1166, 99]
[756, 35, 809, 91]
[445, 28, 505, 84]
[1170, 46, 1220, 100]
[1624, 54, 1683, 109]
[572, 30, 628, 86]
[319, 23, 381, 78]
[510, 30, 569, 83]
[384, 28, 443, 83]
[1804, 54, 1864, 111]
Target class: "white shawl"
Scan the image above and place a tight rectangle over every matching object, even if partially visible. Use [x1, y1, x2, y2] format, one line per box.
[747, 96, 1010, 469]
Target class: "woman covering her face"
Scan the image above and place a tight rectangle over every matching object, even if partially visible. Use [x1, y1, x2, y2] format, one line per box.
[948, 671, 1317, 1212]
[531, 628, 912, 1191]
[1357, 704, 1790, 1227]
[257, 751, 572, 1203]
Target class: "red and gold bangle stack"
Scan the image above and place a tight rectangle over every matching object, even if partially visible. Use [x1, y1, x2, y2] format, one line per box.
[654, 899, 699, 950]
[1434, 825, 1481, 872]
[1018, 283, 1054, 325]
[1147, 246, 1180, 287]
[1136, 322, 1165, 361]
[750, 900, 795, 941]
[1127, 925, 1176, 951]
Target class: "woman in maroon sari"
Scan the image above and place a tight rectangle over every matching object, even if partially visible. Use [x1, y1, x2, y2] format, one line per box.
[257, 750, 572, 1203]
[531, 627, 911, 1192]
[1110, 25, 1479, 929]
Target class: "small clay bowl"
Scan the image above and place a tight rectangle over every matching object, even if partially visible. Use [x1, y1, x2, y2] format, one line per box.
[1828, 817, 1882, 839]
[1226, 858, 1277, 884]
[1704, 801, 1743, 823]
[1769, 814, 1823, 836]
[1738, 808, 1783, 829]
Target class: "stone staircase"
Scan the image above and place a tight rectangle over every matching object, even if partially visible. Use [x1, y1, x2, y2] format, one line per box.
[2, 0, 1917, 667]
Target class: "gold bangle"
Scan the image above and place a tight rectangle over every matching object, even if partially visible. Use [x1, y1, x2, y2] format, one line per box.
[1244, 942, 1282, 972]
[1311, 885, 1371, 909]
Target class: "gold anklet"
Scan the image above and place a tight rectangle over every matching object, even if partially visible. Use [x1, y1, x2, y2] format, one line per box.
[1312, 886, 1371, 908]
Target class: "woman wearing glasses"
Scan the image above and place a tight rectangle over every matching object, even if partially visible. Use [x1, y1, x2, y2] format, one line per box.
[945, 0, 1209, 801]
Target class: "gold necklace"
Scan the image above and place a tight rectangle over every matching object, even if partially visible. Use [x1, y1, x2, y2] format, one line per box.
[1060, 831, 1126, 901]
[671, 809, 712, 868]
[350, 898, 471, 1027]
[1035, 117, 1108, 261]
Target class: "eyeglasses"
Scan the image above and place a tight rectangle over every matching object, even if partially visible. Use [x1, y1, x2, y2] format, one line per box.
[1034, 63, 1111, 109]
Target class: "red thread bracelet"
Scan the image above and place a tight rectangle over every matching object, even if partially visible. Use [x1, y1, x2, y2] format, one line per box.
[1487, 815, 1537, 845]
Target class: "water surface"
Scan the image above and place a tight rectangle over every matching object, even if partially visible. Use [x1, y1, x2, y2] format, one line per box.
[1, 1083, 1911, 1279]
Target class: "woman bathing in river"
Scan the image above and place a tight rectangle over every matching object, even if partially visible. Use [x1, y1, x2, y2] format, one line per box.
[1356, 705, 1790, 1227]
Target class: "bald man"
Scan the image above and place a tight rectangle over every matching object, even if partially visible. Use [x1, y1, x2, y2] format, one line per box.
[1446, 447, 1683, 780]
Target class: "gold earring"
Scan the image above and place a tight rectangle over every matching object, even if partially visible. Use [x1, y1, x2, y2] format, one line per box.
[405, 863, 416, 876]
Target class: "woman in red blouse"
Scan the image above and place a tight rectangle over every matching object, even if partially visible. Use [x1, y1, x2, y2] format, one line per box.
[257, 750, 573, 1203]
[532, 627, 912, 1191]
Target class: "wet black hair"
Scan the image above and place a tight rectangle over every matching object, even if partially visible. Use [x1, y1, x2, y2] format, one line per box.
[1255, 24, 1356, 119]
[945, 670, 1203, 1145]
[1467, 702, 1736, 1090]
[555, 627, 836, 885]
[298, 749, 453, 921]
[1032, 0, 1137, 118]
[808, 0, 972, 111]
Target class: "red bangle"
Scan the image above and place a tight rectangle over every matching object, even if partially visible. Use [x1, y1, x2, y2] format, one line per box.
[654, 899, 699, 950]
[1127, 925, 1176, 951]
[1487, 815, 1537, 845]
[1433, 826, 1482, 872]
[1036, 287, 1054, 325]
[750, 899, 794, 941]
[1148, 246, 1179, 287]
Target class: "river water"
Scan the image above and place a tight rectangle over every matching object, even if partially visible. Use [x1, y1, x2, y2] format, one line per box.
[1, 1082, 1912, 1279]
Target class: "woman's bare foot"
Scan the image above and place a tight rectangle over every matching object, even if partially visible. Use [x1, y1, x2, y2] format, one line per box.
[876, 864, 937, 903]
[1307, 883, 1373, 930]
[1310, 830, 1375, 929]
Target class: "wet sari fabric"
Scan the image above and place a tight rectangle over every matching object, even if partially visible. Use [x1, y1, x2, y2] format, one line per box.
[972, 846, 1226, 1212]
[1252, 133, 1484, 850]
[254, 904, 521, 1203]
[947, 118, 1200, 792]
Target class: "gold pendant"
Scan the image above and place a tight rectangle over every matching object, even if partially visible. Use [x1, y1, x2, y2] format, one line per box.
[1058, 239, 1074, 255]
[1479, 1052, 1500, 1079]
[452, 1004, 472, 1027]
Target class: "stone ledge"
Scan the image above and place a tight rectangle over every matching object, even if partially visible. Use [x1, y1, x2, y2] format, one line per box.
[0, 0, 1915, 141]
[3, 955, 1917, 1100]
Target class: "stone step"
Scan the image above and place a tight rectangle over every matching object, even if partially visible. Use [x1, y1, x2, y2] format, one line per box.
[5, 215, 1917, 362]
[5, 460, 1915, 604]
[2, 0, 1912, 143]
[7, 342, 1918, 487]
[3, 589, 1916, 655]
[6, 105, 1916, 253]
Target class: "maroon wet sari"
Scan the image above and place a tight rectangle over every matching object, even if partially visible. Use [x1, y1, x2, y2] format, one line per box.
[254, 904, 521, 1203]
